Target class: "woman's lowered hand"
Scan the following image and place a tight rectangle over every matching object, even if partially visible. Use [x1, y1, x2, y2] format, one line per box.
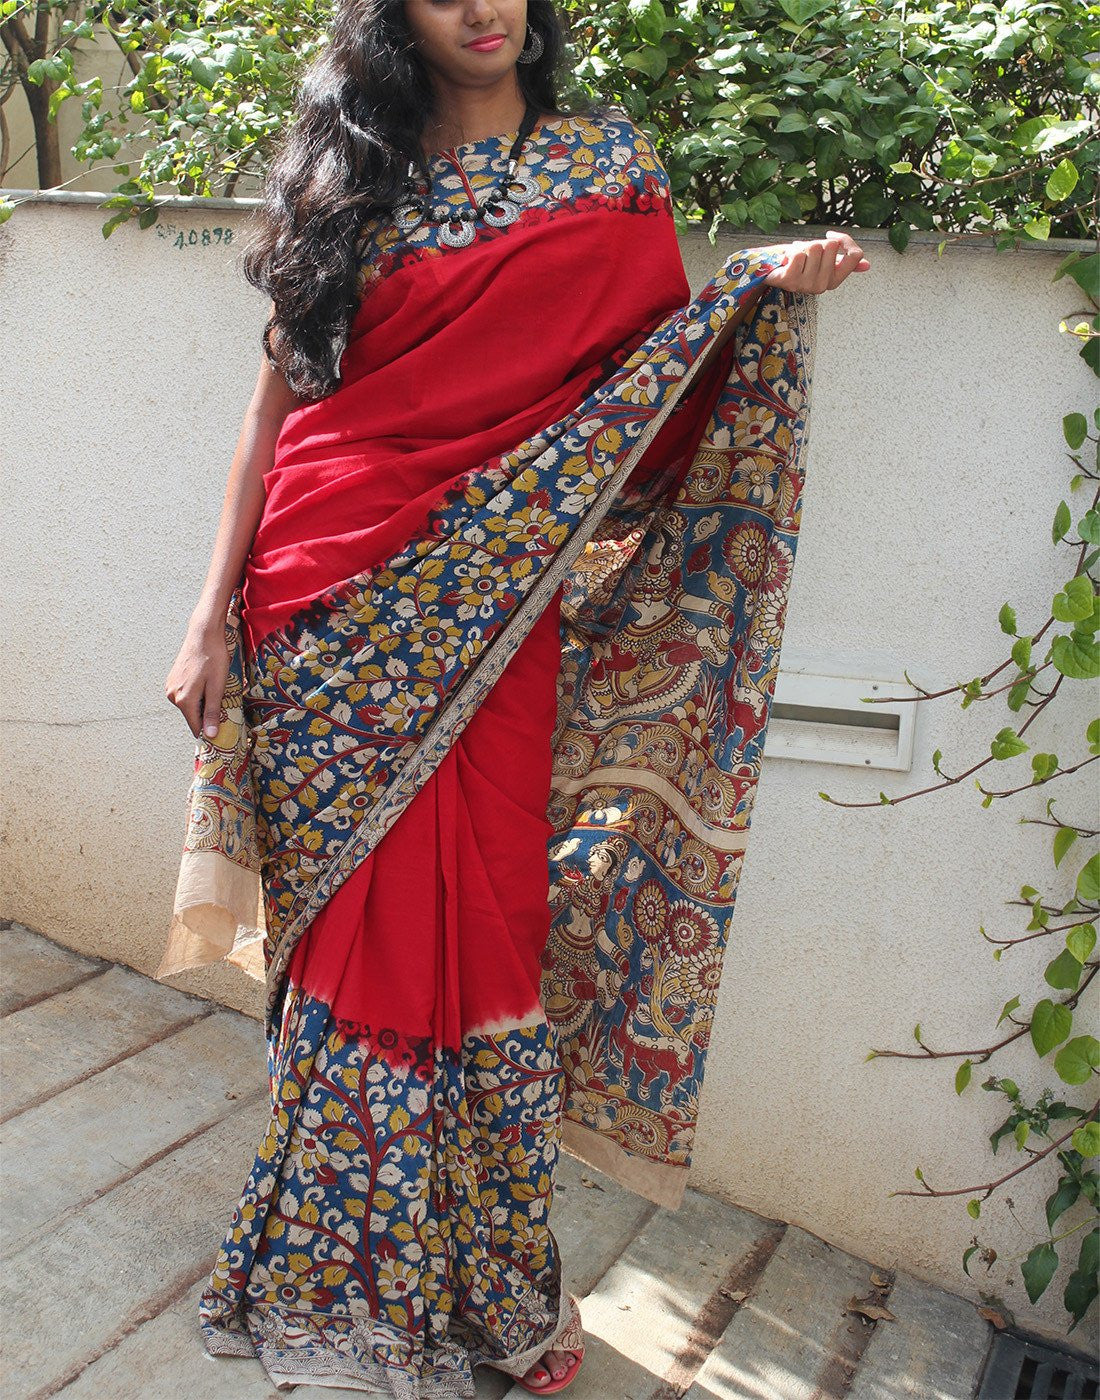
[165, 619, 230, 741]
[762, 230, 870, 292]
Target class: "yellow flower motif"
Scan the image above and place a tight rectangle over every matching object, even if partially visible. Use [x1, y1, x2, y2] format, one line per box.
[290, 1129, 328, 1173]
[484, 506, 569, 551]
[407, 617, 463, 663]
[733, 405, 778, 448]
[621, 364, 660, 406]
[732, 454, 777, 505]
[379, 692, 423, 734]
[377, 1256, 419, 1302]
[671, 944, 724, 1006]
[453, 560, 508, 611]
[318, 787, 371, 826]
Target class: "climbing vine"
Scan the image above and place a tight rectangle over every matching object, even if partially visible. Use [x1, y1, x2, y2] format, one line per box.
[820, 248, 1099, 1331]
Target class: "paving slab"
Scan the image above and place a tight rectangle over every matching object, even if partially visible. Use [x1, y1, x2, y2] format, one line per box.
[0, 920, 107, 1014]
[2, 1092, 270, 1398]
[1, 963, 210, 1118]
[54, 1274, 522, 1400]
[848, 1268, 992, 1400]
[1, 1006, 263, 1252]
[684, 1223, 885, 1400]
[1, 925, 1011, 1400]
[553, 1150, 658, 1299]
[505, 1189, 786, 1400]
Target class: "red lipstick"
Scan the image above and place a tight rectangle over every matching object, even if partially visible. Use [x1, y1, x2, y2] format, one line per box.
[465, 34, 506, 51]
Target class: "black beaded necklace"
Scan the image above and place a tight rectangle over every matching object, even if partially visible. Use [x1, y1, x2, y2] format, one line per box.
[393, 102, 543, 245]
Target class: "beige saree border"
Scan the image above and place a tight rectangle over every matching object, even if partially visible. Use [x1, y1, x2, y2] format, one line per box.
[562, 1118, 687, 1210]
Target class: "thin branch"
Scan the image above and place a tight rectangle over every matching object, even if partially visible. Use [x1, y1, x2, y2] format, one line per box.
[870, 964, 1098, 1062]
[893, 1101, 1098, 1200]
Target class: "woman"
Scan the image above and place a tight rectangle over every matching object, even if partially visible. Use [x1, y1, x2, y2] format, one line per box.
[158, 0, 869, 1392]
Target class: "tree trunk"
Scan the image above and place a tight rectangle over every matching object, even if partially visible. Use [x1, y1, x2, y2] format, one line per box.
[26, 78, 61, 188]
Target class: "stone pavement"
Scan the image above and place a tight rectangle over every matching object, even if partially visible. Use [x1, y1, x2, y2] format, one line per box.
[0, 920, 1035, 1399]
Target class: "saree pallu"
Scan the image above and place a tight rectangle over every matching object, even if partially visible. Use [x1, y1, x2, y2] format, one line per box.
[156, 109, 816, 1396]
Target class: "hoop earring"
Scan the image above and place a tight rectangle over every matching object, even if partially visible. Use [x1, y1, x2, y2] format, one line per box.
[516, 26, 544, 63]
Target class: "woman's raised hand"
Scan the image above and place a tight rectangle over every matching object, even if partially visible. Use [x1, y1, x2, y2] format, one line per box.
[762, 230, 870, 292]
[165, 621, 230, 741]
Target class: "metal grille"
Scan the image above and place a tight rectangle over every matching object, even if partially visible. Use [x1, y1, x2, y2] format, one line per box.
[978, 1331, 1099, 1400]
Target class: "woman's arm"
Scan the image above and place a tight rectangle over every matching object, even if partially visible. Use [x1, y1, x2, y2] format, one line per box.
[165, 316, 305, 739]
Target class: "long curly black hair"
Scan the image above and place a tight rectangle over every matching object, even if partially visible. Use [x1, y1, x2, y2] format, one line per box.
[241, 0, 584, 402]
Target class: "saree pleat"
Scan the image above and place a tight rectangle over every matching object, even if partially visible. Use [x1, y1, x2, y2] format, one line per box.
[197, 585, 572, 1396]
[157, 107, 816, 1395]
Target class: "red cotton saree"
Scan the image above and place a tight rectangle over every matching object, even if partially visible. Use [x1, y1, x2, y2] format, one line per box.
[155, 106, 816, 1396]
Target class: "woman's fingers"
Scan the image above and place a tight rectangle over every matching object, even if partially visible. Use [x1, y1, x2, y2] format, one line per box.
[166, 681, 203, 738]
[201, 682, 224, 740]
[762, 232, 869, 291]
[165, 641, 228, 741]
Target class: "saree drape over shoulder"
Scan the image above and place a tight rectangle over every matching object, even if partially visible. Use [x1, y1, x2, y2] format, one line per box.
[156, 109, 816, 1396]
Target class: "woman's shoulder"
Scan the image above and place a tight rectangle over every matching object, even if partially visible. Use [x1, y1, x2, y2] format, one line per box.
[536, 108, 672, 190]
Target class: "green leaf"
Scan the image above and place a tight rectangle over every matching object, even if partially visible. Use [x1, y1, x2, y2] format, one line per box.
[1079, 510, 1100, 546]
[1015, 1120, 1030, 1150]
[1088, 717, 1100, 754]
[222, 44, 255, 76]
[1054, 1035, 1100, 1085]
[1015, 118, 1092, 156]
[1011, 637, 1032, 672]
[1062, 252, 1100, 304]
[1078, 854, 1100, 902]
[852, 182, 892, 227]
[1053, 826, 1078, 867]
[888, 222, 911, 254]
[1031, 998, 1072, 1057]
[990, 727, 1028, 761]
[996, 995, 1020, 1026]
[1021, 1241, 1059, 1304]
[1063, 413, 1088, 450]
[1066, 923, 1095, 962]
[1046, 1178, 1080, 1229]
[955, 1059, 972, 1095]
[1053, 500, 1072, 543]
[1079, 1227, 1099, 1280]
[622, 48, 668, 78]
[1065, 1230, 1100, 1321]
[746, 191, 782, 229]
[999, 603, 1018, 636]
[188, 56, 223, 90]
[1072, 1121, 1100, 1157]
[777, 0, 833, 22]
[1046, 158, 1079, 202]
[1045, 949, 1083, 991]
[1052, 633, 1100, 680]
[966, 1198, 981, 1219]
[1052, 574, 1094, 622]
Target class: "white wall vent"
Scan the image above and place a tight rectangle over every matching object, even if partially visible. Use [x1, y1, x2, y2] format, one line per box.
[767, 647, 919, 771]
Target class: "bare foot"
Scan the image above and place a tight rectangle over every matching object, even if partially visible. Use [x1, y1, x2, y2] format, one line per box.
[522, 1345, 582, 1388]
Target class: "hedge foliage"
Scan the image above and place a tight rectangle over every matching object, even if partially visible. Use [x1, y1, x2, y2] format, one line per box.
[3, 0, 1097, 247]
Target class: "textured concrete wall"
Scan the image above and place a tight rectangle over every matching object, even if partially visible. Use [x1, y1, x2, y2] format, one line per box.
[2, 199, 1095, 1339]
